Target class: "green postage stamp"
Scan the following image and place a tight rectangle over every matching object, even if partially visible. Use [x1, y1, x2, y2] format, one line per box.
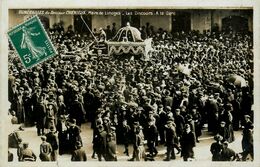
[8, 16, 56, 68]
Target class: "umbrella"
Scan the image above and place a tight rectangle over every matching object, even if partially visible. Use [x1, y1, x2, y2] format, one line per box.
[177, 64, 191, 75]
[228, 74, 247, 87]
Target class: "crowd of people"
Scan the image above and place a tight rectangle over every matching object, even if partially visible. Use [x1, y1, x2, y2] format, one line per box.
[8, 19, 254, 162]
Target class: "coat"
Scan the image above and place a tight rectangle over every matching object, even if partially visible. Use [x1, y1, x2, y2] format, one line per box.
[221, 147, 236, 161]
[35, 102, 46, 129]
[165, 125, 177, 146]
[68, 125, 82, 149]
[210, 142, 223, 161]
[217, 127, 229, 142]
[147, 124, 158, 142]
[106, 140, 117, 161]
[20, 148, 37, 161]
[46, 132, 59, 151]
[71, 148, 87, 161]
[70, 100, 86, 125]
[180, 131, 196, 158]
[39, 142, 52, 161]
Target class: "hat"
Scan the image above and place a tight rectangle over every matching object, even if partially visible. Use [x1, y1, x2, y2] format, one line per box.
[75, 141, 82, 147]
[137, 107, 143, 111]
[133, 121, 140, 126]
[220, 121, 226, 125]
[167, 120, 173, 124]
[184, 124, 190, 129]
[97, 125, 104, 131]
[50, 126, 55, 131]
[223, 141, 229, 145]
[103, 117, 110, 122]
[166, 106, 171, 111]
[23, 142, 29, 146]
[71, 119, 77, 125]
[214, 134, 223, 141]
[111, 126, 116, 131]
[41, 136, 47, 141]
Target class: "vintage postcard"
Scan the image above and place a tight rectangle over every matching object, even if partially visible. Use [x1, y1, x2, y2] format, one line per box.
[0, 0, 259, 167]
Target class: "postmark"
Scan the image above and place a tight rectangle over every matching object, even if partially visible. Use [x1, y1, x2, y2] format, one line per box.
[7, 15, 56, 68]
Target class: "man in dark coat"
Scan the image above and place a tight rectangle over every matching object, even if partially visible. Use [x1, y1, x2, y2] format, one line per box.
[45, 126, 59, 161]
[122, 119, 131, 156]
[146, 117, 158, 157]
[242, 115, 253, 161]
[71, 141, 87, 161]
[164, 120, 177, 161]
[69, 95, 86, 127]
[174, 109, 185, 147]
[68, 119, 82, 150]
[35, 95, 46, 136]
[217, 121, 229, 143]
[221, 141, 236, 161]
[205, 95, 219, 133]
[210, 134, 223, 161]
[180, 124, 196, 161]
[157, 104, 167, 144]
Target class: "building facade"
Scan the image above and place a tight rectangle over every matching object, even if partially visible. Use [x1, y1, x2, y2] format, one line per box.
[9, 9, 253, 34]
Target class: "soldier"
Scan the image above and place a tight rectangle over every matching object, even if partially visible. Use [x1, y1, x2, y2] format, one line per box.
[39, 136, 52, 161]
[71, 141, 87, 161]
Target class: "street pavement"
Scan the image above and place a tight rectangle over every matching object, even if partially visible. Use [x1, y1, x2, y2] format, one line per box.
[8, 122, 244, 162]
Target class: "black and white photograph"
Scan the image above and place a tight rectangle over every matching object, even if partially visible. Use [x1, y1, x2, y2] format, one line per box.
[1, 1, 259, 166]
